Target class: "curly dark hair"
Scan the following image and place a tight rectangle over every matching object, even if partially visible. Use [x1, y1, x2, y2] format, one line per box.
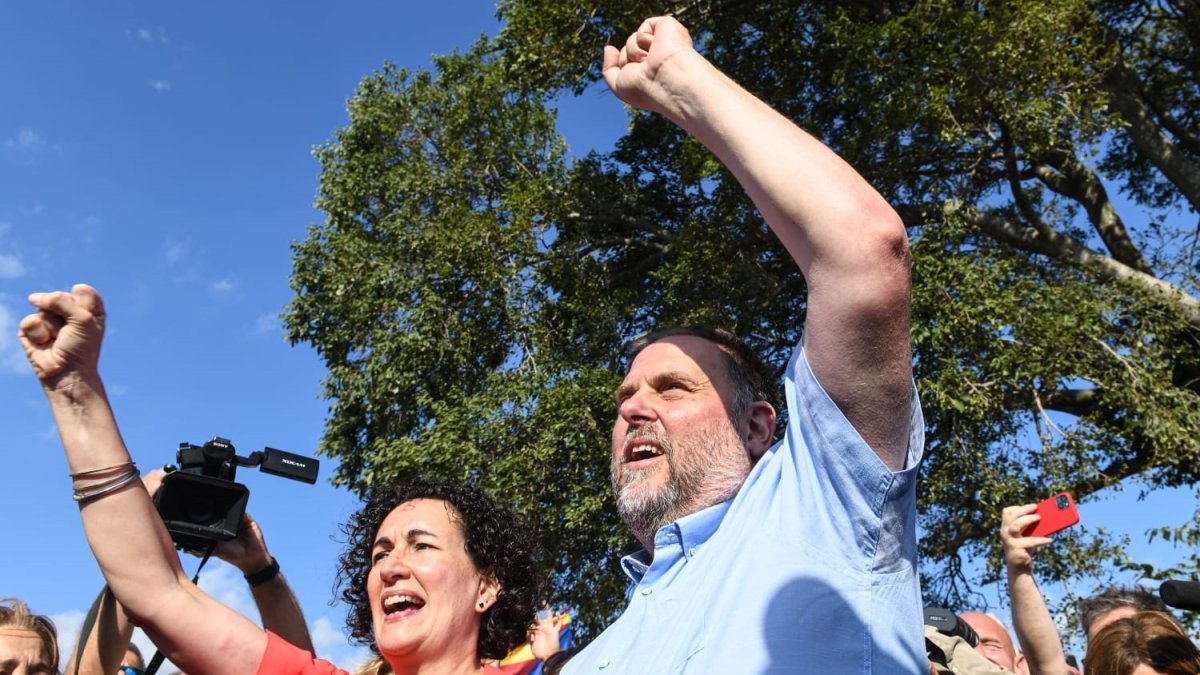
[335, 480, 543, 662]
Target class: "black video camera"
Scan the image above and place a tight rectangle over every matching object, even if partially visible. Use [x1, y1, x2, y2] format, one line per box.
[924, 606, 979, 647]
[153, 437, 319, 550]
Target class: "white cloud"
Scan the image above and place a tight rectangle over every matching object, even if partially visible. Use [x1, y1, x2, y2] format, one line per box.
[39, 422, 58, 441]
[4, 129, 47, 165]
[150, 80, 172, 93]
[196, 563, 259, 621]
[163, 238, 187, 266]
[211, 278, 235, 293]
[254, 312, 280, 336]
[125, 26, 170, 48]
[0, 301, 12, 339]
[126, 25, 170, 42]
[310, 616, 343, 654]
[339, 646, 373, 671]
[47, 609, 85, 666]
[0, 253, 26, 278]
[12, 129, 42, 150]
[46, 611, 175, 669]
[192, 565, 378, 666]
[0, 301, 30, 374]
[48, 610, 177, 671]
[129, 27, 169, 43]
[311, 615, 372, 669]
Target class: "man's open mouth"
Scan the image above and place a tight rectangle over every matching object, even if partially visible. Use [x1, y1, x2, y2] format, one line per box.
[625, 435, 667, 464]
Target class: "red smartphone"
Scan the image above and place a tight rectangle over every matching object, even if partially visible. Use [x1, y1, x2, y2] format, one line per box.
[1023, 492, 1080, 537]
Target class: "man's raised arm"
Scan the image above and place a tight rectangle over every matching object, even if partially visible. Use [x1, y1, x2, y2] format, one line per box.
[602, 16, 913, 468]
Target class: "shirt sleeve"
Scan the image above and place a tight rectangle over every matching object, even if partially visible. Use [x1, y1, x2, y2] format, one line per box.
[255, 631, 347, 675]
[766, 343, 924, 572]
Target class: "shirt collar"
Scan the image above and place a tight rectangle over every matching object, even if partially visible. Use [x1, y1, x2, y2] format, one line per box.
[618, 497, 733, 582]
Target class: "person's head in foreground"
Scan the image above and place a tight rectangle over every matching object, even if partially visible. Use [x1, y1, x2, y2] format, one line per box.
[613, 325, 779, 546]
[0, 597, 58, 675]
[1083, 610, 1200, 675]
[336, 480, 543, 669]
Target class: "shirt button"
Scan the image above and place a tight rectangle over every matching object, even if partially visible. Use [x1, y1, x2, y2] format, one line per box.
[687, 547, 697, 557]
[641, 587, 653, 595]
[599, 659, 610, 669]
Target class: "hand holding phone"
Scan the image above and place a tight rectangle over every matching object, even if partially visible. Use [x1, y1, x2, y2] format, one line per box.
[1021, 492, 1079, 537]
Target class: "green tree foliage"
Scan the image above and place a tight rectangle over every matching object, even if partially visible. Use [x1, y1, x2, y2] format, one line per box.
[287, 0, 1200, 633]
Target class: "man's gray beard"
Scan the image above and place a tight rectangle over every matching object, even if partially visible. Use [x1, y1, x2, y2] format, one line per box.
[614, 466, 684, 544]
[612, 421, 751, 545]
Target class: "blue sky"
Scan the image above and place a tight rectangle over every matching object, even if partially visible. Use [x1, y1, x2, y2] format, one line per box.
[1, 0, 1194, 670]
[0, 1, 624, 668]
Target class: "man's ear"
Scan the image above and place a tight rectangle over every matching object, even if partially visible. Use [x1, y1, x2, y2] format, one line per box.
[743, 401, 777, 461]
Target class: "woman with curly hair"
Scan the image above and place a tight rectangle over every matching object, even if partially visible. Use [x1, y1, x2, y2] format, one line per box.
[18, 284, 542, 675]
[327, 481, 542, 674]
[1084, 611, 1200, 675]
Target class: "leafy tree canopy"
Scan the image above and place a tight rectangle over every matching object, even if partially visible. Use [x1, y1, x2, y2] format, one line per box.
[287, 0, 1200, 636]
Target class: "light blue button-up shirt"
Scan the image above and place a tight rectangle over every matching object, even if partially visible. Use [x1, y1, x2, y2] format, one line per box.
[564, 344, 926, 674]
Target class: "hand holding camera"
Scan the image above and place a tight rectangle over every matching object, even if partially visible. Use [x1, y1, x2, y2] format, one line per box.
[152, 437, 318, 552]
[144, 468, 274, 574]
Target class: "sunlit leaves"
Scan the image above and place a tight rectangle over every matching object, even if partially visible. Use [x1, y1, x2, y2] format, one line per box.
[288, 0, 1200, 633]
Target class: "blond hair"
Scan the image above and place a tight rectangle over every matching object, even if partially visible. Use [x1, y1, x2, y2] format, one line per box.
[353, 656, 392, 675]
[0, 597, 59, 672]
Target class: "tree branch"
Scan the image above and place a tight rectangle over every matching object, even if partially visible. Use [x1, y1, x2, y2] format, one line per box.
[999, 120, 1052, 236]
[1101, 59, 1200, 211]
[901, 200, 1200, 328]
[1075, 437, 1157, 496]
[1034, 150, 1155, 274]
[1142, 92, 1200, 157]
[1003, 386, 1102, 417]
[1042, 387, 1102, 416]
[562, 211, 673, 242]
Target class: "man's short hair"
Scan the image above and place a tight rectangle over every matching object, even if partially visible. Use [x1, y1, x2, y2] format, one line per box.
[0, 597, 59, 672]
[1078, 586, 1169, 636]
[623, 325, 780, 420]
